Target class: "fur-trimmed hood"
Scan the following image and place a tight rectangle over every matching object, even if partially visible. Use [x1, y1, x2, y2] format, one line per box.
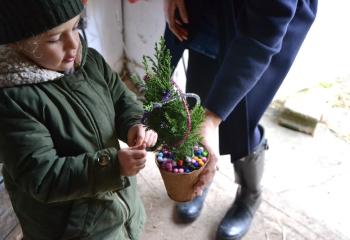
[0, 41, 84, 88]
[0, 46, 63, 88]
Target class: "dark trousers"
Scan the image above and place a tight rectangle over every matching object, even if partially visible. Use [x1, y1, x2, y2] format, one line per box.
[164, 1, 317, 161]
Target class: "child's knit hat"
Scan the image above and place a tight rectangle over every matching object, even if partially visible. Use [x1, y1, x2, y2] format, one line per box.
[0, 0, 84, 45]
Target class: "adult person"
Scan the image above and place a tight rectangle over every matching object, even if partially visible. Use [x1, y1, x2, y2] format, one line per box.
[163, 0, 318, 239]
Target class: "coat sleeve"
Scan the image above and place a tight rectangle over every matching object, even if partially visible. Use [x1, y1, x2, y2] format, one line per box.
[89, 48, 144, 143]
[0, 92, 129, 203]
[204, 0, 315, 120]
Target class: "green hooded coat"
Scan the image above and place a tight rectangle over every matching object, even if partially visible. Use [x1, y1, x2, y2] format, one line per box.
[0, 39, 146, 240]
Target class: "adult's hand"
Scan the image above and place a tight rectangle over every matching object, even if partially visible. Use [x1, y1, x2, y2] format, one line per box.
[163, 0, 189, 41]
[193, 109, 222, 196]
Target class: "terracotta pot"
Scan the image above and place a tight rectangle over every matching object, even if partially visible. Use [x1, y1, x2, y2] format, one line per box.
[155, 156, 208, 202]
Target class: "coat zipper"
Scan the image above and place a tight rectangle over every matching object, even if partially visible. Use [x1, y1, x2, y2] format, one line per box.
[117, 192, 131, 239]
[63, 84, 104, 149]
[70, 91, 132, 239]
[61, 82, 132, 238]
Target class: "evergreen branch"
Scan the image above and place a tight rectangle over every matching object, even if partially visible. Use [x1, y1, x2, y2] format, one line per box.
[141, 37, 205, 160]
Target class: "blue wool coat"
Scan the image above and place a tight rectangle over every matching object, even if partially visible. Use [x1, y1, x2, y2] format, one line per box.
[165, 0, 318, 160]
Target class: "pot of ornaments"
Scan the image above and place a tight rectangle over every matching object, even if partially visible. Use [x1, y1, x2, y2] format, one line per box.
[139, 38, 209, 202]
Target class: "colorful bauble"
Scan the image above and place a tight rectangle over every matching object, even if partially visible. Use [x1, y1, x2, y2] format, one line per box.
[156, 144, 209, 173]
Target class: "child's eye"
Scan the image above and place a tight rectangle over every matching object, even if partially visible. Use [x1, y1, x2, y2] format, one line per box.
[47, 34, 61, 43]
[47, 38, 60, 43]
[77, 18, 86, 30]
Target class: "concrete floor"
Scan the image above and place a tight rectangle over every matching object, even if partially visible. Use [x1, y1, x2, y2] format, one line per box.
[135, 107, 350, 240]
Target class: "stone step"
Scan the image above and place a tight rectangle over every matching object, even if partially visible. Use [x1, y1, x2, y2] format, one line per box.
[277, 87, 331, 135]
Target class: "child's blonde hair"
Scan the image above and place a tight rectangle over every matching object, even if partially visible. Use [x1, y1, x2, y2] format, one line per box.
[10, 35, 43, 59]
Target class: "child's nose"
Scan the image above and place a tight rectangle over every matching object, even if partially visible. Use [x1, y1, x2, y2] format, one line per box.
[64, 32, 79, 50]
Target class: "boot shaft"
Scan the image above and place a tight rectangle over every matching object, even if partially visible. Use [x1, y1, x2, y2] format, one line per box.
[234, 138, 268, 194]
[233, 129, 268, 214]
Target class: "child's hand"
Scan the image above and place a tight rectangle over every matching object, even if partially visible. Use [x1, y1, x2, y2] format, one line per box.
[127, 124, 158, 148]
[118, 143, 147, 176]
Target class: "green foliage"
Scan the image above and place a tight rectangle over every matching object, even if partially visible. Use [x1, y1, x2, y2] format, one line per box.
[141, 37, 205, 160]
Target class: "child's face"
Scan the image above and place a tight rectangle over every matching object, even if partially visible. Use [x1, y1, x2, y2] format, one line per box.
[15, 15, 81, 72]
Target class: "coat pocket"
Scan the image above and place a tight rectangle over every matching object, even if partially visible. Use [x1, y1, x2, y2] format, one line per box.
[61, 199, 91, 239]
[61, 192, 132, 240]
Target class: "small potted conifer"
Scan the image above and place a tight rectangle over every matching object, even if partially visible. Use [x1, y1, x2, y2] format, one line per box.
[139, 38, 209, 202]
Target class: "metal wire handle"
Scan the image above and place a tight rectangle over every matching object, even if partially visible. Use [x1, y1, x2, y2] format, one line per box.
[171, 81, 201, 147]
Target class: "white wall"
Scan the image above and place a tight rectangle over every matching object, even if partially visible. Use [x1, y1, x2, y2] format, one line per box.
[85, 0, 165, 75]
[85, 0, 124, 72]
[123, 0, 165, 77]
[277, 0, 350, 98]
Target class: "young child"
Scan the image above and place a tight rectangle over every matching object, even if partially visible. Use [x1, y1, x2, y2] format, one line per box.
[0, 0, 157, 239]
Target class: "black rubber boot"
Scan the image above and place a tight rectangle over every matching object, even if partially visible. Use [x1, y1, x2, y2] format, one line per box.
[175, 185, 210, 223]
[216, 132, 268, 240]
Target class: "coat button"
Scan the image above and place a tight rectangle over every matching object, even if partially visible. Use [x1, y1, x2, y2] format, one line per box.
[98, 153, 110, 166]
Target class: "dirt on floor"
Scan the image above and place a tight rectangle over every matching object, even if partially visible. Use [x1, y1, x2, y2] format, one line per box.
[323, 77, 350, 143]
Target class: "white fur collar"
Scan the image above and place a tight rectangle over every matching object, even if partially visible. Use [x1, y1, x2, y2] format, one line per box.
[0, 46, 63, 88]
